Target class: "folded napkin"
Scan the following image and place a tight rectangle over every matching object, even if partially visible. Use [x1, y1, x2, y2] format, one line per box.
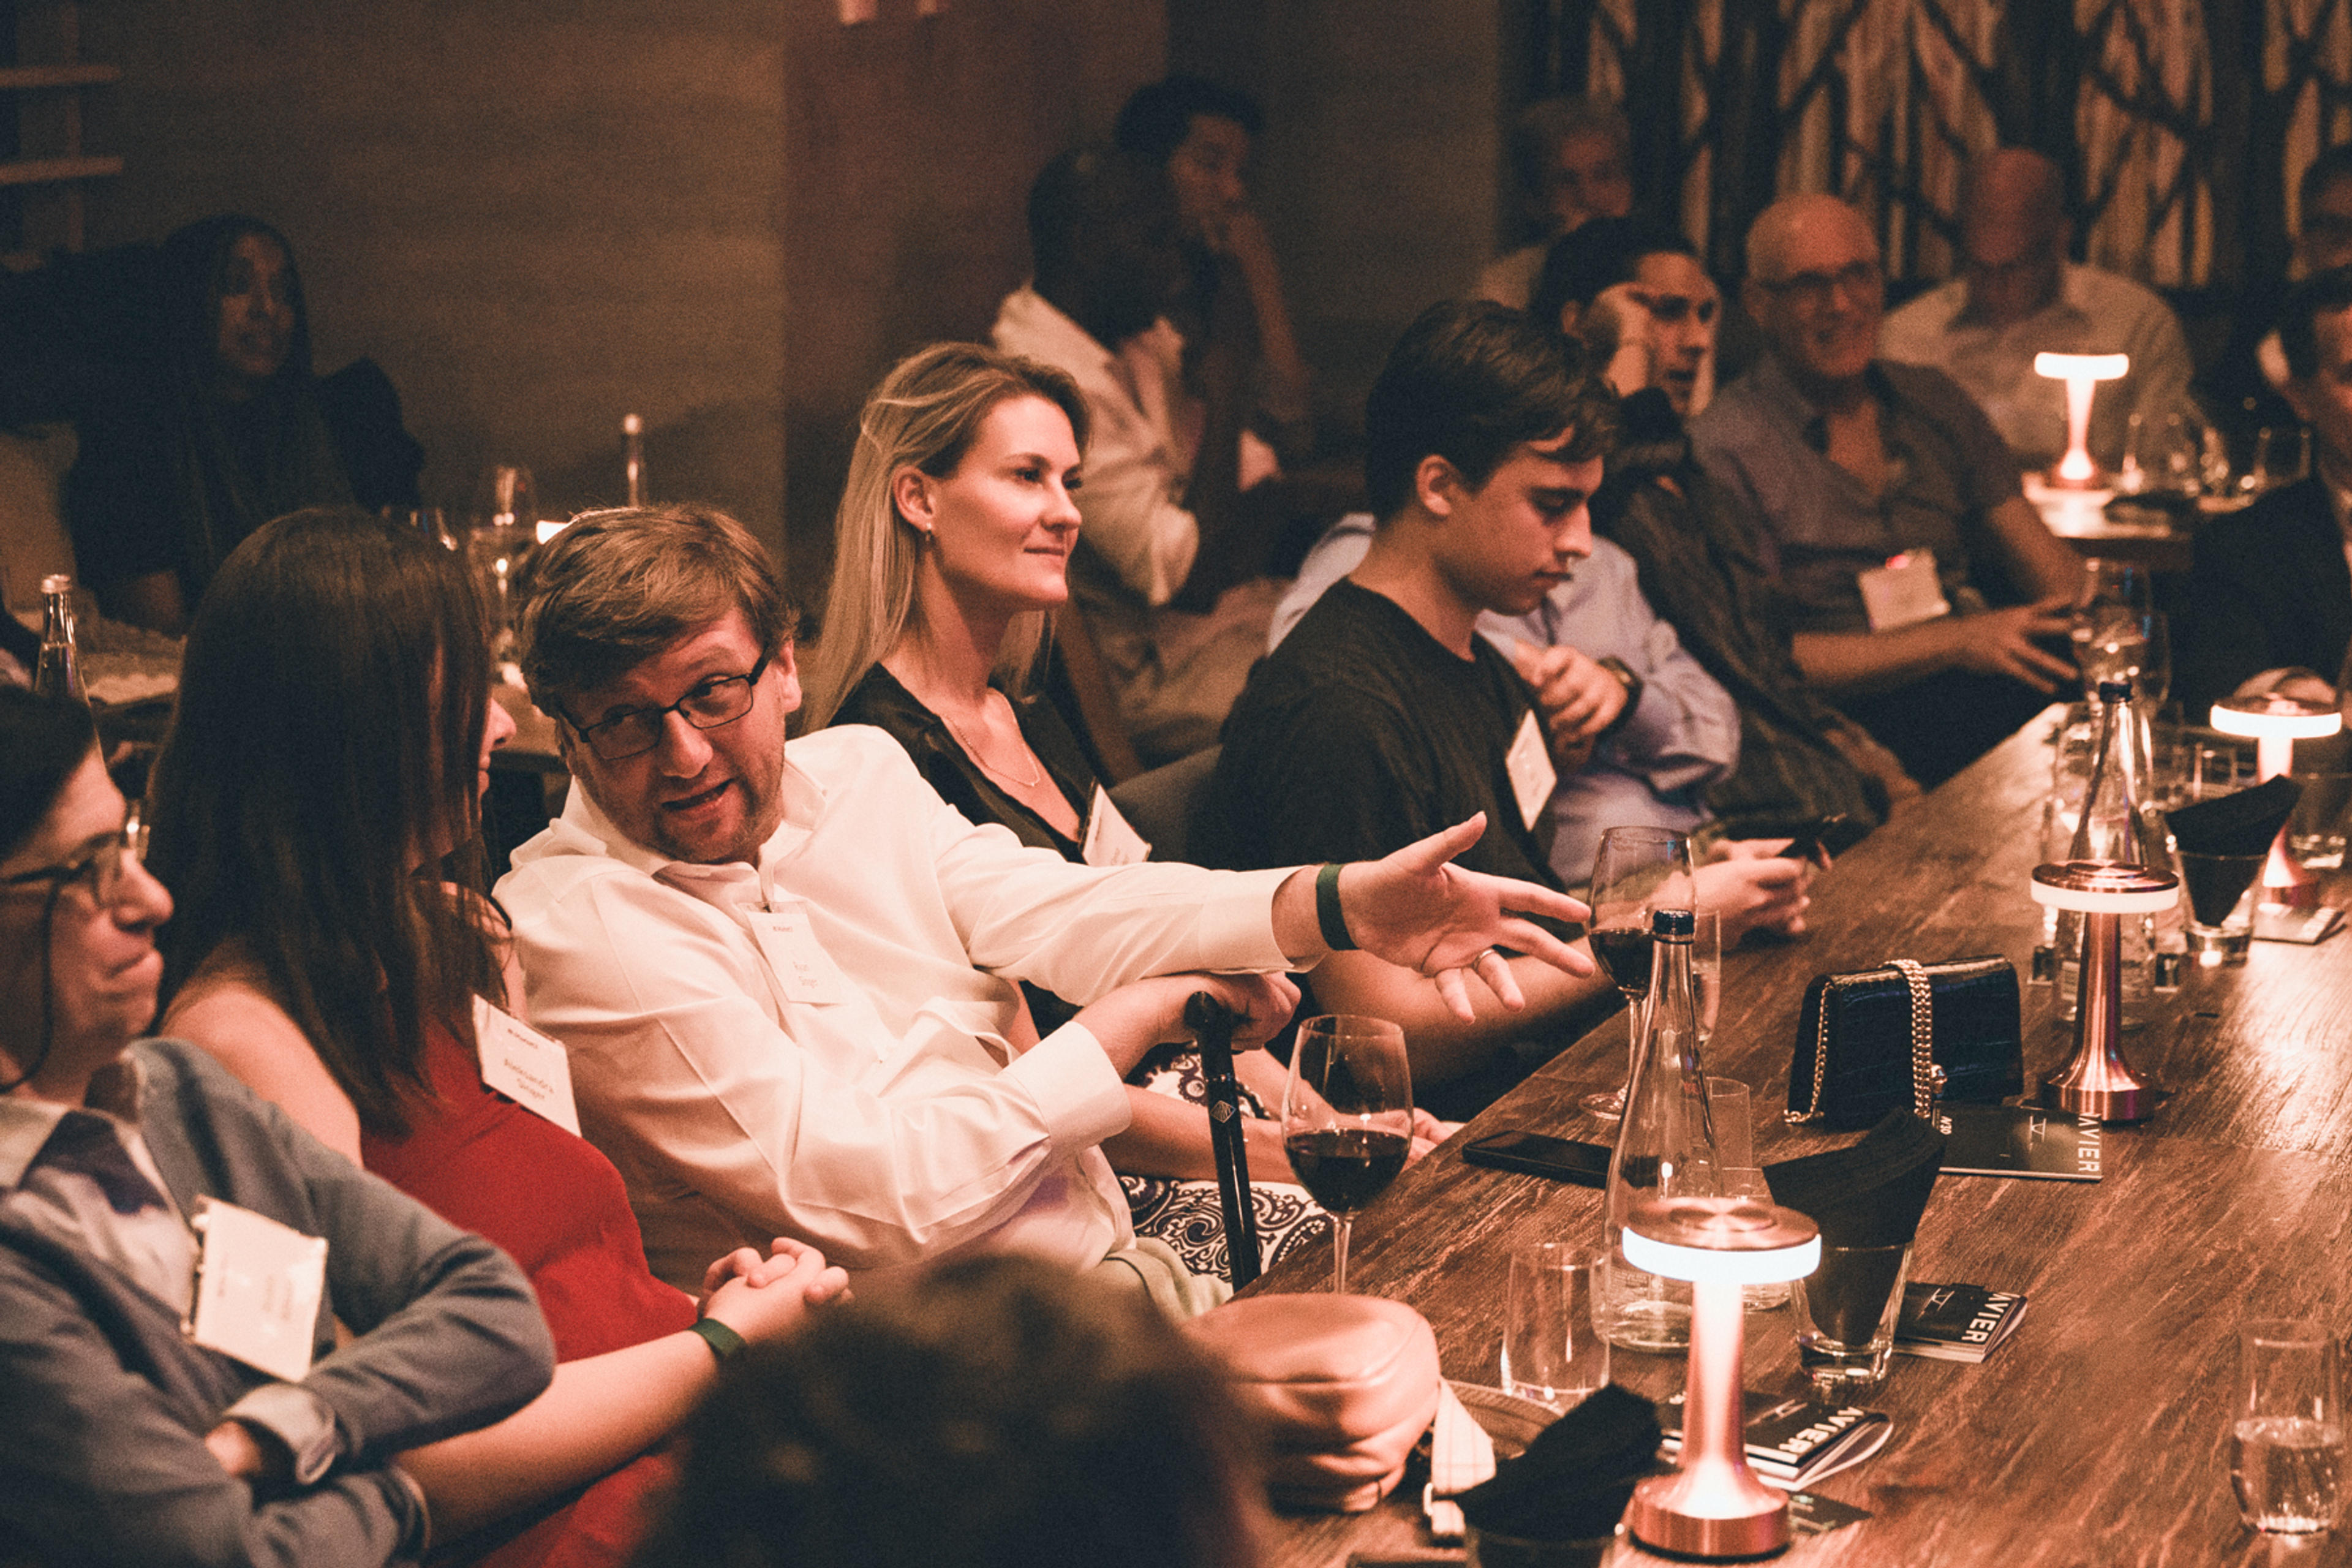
[2167, 775, 2303, 859]
[1455, 1383, 1661, 1543]
[1763, 1109, 1946, 1251]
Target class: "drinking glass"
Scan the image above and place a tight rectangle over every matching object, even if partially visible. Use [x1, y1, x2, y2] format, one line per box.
[2177, 850, 2262, 966]
[1691, 911, 1722, 1049]
[2124, 412, 2201, 497]
[382, 505, 458, 551]
[469, 465, 540, 659]
[2135, 612, 2171, 708]
[1499, 1244, 1609, 1411]
[2242, 426, 2312, 499]
[1580, 826, 1696, 1120]
[1792, 1242, 1911, 1401]
[1282, 1015, 1413, 1294]
[2233, 1320, 2343, 1535]
[2288, 767, 2351, 869]
[1724, 1167, 1790, 1311]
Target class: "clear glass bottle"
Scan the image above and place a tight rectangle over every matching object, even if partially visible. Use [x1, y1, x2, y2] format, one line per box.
[1598, 907, 1721, 1352]
[2056, 677, 2171, 1023]
[33, 573, 83, 704]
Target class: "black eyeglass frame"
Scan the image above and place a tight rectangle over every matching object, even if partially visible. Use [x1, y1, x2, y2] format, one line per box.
[557, 651, 774, 762]
[0, 824, 145, 907]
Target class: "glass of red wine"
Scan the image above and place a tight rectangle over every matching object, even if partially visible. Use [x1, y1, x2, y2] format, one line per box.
[1580, 826, 1697, 1120]
[1283, 1014, 1414, 1294]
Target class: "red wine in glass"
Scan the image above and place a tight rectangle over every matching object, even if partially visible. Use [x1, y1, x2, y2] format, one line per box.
[1580, 827, 1695, 1120]
[1588, 925, 1655, 997]
[1283, 1014, 1414, 1292]
[1284, 1126, 1412, 1212]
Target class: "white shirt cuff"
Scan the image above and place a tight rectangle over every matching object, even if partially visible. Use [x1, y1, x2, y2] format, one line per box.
[1005, 1023, 1134, 1150]
[222, 1381, 342, 1485]
[1199, 865, 1301, 970]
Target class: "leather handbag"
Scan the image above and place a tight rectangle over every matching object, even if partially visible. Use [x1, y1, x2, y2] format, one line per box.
[1784, 956, 2023, 1131]
[1182, 1292, 1442, 1513]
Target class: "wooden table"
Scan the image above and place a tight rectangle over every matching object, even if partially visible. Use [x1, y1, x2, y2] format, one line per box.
[1252, 714, 2352, 1567]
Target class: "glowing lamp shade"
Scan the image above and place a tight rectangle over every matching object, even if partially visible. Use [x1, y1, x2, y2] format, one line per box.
[1621, 1196, 1820, 1559]
[2034, 352, 2131, 485]
[2210, 694, 2343, 782]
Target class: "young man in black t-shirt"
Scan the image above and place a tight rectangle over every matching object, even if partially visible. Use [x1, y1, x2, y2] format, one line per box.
[1206, 300, 1807, 1112]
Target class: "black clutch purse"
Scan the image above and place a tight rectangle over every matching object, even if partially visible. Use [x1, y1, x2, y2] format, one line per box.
[1785, 957, 2023, 1130]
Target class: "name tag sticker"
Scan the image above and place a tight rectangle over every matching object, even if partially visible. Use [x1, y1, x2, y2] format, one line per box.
[748, 905, 852, 1006]
[473, 995, 582, 1135]
[1858, 549, 1953, 631]
[1082, 784, 1152, 867]
[186, 1197, 326, 1384]
[1505, 709, 1558, 832]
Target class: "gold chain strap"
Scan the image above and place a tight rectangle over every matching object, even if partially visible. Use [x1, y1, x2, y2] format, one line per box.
[1787, 959, 1939, 1125]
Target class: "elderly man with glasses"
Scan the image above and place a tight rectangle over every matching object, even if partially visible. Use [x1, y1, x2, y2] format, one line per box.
[493, 505, 1593, 1308]
[1687, 193, 2085, 785]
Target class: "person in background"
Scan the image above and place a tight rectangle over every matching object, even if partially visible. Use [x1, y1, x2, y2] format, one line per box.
[1879, 148, 2199, 474]
[1691, 194, 2084, 787]
[993, 148, 1286, 765]
[1115, 75, 1314, 465]
[0, 684, 553, 1567]
[2182, 267, 2352, 712]
[145, 510, 846, 1566]
[4, 215, 423, 635]
[2205, 144, 2352, 445]
[1474, 96, 1636, 311]
[494, 503, 1585, 1309]
[801, 343, 1368, 1277]
[1529, 217, 1919, 838]
[633, 1254, 1268, 1568]
[1208, 302, 1809, 1117]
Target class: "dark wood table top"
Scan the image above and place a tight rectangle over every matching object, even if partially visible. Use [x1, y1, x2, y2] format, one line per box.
[1251, 712, 2352, 1567]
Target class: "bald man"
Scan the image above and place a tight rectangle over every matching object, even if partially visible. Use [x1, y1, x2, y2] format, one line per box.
[1880, 148, 2199, 472]
[1689, 193, 2086, 785]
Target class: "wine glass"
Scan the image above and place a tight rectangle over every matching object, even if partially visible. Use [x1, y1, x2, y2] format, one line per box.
[1580, 826, 1697, 1120]
[467, 465, 538, 662]
[1691, 910, 1722, 1049]
[1282, 1015, 1413, 1294]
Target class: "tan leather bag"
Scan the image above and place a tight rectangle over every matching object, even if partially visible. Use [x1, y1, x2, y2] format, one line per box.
[1183, 1292, 1442, 1513]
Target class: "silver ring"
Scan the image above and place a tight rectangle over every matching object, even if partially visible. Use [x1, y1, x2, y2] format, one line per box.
[1472, 948, 1502, 969]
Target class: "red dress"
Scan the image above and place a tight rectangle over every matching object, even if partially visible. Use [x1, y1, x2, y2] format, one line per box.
[363, 1023, 698, 1568]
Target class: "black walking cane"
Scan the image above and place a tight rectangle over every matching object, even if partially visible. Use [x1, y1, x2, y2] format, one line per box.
[1185, 990, 1261, 1290]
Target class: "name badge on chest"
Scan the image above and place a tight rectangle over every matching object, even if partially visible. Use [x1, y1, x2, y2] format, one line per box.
[1082, 784, 1152, 867]
[473, 995, 582, 1135]
[1505, 708, 1558, 832]
[186, 1197, 327, 1383]
[748, 903, 853, 1006]
[1858, 549, 1953, 631]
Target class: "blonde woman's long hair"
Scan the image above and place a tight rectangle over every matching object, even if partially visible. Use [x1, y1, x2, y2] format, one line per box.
[801, 341, 1092, 729]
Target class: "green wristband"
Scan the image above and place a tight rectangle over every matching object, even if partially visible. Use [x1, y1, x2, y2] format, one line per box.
[690, 1317, 746, 1363]
[1315, 861, 1357, 951]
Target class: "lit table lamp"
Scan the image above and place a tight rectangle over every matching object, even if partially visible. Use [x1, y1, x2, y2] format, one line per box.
[2211, 692, 2343, 908]
[2032, 860, 2180, 1121]
[1621, 1194, 1821, 1559]
[2034, 352, 2130, 487]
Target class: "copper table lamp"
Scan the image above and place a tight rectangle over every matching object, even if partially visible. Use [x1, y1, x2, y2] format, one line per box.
[2211, 692, 2343, 910]
[1620, 1193, 1821, 1559]
[2034, 351, 2130, 487]
[2033, 859, 2181, 1121]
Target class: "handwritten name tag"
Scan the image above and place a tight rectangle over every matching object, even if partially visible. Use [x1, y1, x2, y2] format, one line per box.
[473, 995, 582, 1135]
[1082, 784, 1152, 867]
[1505, 708, 1558, 832]
[748, 904, 852, 1006]
[1858, 549, 1953, 632]
[186, 1197, 326, 1383]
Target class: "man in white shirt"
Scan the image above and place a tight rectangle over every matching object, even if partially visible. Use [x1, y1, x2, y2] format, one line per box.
[993, 147, 1285, 764]
[1880, 148, 2199, 472]
[494, 505, 1592, 1296]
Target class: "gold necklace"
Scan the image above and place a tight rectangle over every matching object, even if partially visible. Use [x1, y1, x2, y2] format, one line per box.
[938, 698, 1045, 791]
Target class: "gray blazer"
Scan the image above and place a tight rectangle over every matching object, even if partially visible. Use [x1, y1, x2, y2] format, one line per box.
[0, 1039, 555, 1568]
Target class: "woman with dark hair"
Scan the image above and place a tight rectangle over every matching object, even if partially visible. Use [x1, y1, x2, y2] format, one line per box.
[635, 1254, 1268, 1568]
[51, 215, 424, 633]
[0, 684, 557, 1567]
[146, 508, 846, 1567]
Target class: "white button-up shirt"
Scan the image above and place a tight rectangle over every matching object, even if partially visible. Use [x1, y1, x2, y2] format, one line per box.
[497, 725, 1295, 1287]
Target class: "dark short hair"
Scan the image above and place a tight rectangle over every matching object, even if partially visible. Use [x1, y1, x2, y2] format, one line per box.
[1114, 75, 1265, 162]
[2279, 265, 2352, 379]
[1529, 216, 1698, 331]
[0, 687, 96, 861]
[1025, 145, 1172, 281]
[514, 504, 796, 714]
[633, 1256, 1265, 1568]
[1362, 300, 1618, 520]
[2301, 144, 2352, 219]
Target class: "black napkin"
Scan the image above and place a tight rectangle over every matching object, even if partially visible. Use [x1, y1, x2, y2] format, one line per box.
[1456, 1384, 1661, 1542]
[1762, 1109, 1945, 1251]
[2166, 776, 2302, 858]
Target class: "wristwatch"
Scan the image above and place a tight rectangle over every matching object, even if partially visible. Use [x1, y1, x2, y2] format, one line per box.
[1594, 655, 1643, 736]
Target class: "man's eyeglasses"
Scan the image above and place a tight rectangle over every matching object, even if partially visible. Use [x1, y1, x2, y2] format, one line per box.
[561, 653, 771, 762]
[1, 822, 147, 907]
[1755, 259, 1881, 310]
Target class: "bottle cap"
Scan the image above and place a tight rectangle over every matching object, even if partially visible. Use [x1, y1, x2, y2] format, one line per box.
[1651, 908, 1694, 938]
[2096, 677, 2133, 702]
[40, 574, 70, 595]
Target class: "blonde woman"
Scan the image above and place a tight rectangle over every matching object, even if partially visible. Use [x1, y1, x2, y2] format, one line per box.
[805, 342, 1433, 1275]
